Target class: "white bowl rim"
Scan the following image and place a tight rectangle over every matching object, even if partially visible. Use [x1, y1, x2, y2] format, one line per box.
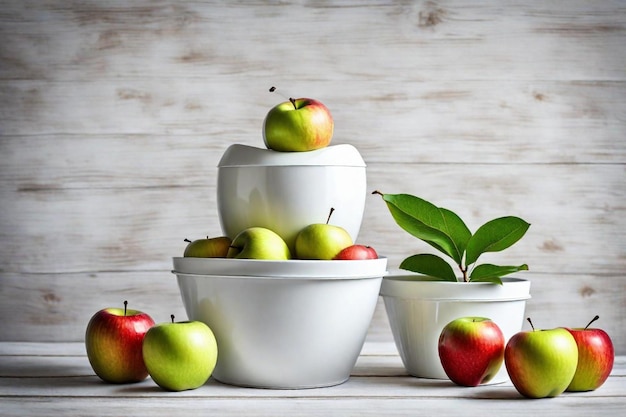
[172, 256, 388, 277]
[217, 144, 366, 168]
[380, 274, 531, 301]
[172, 270, 387, 281]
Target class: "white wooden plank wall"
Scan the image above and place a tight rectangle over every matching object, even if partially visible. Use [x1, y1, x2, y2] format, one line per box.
[1, 1, 625, 352]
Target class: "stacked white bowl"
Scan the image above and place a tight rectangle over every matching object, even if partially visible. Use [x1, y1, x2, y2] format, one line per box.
[172, 144, 388, 389]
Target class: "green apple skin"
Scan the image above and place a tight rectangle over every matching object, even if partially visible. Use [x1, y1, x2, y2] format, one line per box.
[226, 227, 292, 260]
[438, 317, 505, 386]
[263, 98, 334, 152]
[504, 328, 578, 398]
[565, 326, 614, 392]
[142, 320, 218, 392]
[295, 223, 353, 260]
[183, 236, 232, 258]
[85, 306, 155, 384]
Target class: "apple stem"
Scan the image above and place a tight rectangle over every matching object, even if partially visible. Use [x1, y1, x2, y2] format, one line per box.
[371, 190, 384, 197]
[326, 207, 335, 225]
[527, 317, 535, 331]
[585, 315, 600, 330]
[171, 314, 175, 323]
[184, 238, 191, 243]
[289, 97, 297, 110]
[123, 300, 128, 317]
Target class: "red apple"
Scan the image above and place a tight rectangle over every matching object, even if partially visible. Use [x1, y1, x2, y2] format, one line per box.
[85, 301, 155, 383]
[333, 244, 378, 260]
[565, 315, 615, 392]
[263, 94, 334, 152]
[437, 317, 505, 386]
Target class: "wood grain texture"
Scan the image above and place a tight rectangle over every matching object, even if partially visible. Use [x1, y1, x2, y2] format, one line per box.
[0, 342, 625, 417]
[0, 1, 625, 351]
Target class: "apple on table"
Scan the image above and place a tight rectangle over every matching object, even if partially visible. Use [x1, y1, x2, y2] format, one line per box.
[142, 315, 218, 392]
[504, 318, 579, 398]
[85, 301, 155, 383]
[437, 317, 505, 386]
[565, 315, 615, 392]
[263, 87, 334, 152]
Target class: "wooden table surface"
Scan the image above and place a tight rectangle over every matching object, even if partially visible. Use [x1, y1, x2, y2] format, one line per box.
[1, 341, 624, 417]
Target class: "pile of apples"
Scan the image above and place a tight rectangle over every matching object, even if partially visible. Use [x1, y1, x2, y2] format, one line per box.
[186, 87, 378, 262]
[184, 210, 377, 261]
[437, 315, 615, 398]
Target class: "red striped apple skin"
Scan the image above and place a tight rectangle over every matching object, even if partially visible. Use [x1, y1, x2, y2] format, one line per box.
[438, 317, 505, 387]
[565, 325, 614, 392]
[85, 305, 155, 384]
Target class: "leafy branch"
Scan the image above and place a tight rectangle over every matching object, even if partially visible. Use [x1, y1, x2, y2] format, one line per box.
[373, 191, 530, 284]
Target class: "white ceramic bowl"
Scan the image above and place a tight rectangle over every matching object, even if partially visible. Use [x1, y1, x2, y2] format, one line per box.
[172, 256, 388, 278]
[173, 257, 388, 389]
[216, 144, 367, 252]
[380, 275, 531, 384]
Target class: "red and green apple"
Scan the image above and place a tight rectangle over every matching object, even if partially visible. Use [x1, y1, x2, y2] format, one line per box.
[438, 317, 505, 386]
[263, 96, 334, 152]
[565, 315, 614, 392]
[85, 301, 155, 383]
[505, 318, 579, 398]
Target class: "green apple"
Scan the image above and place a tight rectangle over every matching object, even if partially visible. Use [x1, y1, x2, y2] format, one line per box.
[294, 209, 353, 260]
[142, 315, 218, 391]
[504, 318, 579, 398]
[263, 97, 334, 152]
[85, 301, 155, 383]
[183, 236, 231, 258]
[226, 227, 292, 260]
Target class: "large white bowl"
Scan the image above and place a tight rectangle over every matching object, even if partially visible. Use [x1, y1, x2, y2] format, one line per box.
[173, 258, 387, 389]
[216, 144, 367, 252]
[172, 256, 388, 278]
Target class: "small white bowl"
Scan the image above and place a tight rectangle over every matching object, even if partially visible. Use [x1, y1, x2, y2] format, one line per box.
[380, 275, 531, 384]
[216, 144, 367, 252]
[173, 257, 387, 389]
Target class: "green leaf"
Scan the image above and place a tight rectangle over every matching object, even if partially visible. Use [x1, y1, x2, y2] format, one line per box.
[400, 254, 458, 282]
[469, 263, 529, 284]
[378, 193, 471, 264]
[464, 216, 530, 266]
